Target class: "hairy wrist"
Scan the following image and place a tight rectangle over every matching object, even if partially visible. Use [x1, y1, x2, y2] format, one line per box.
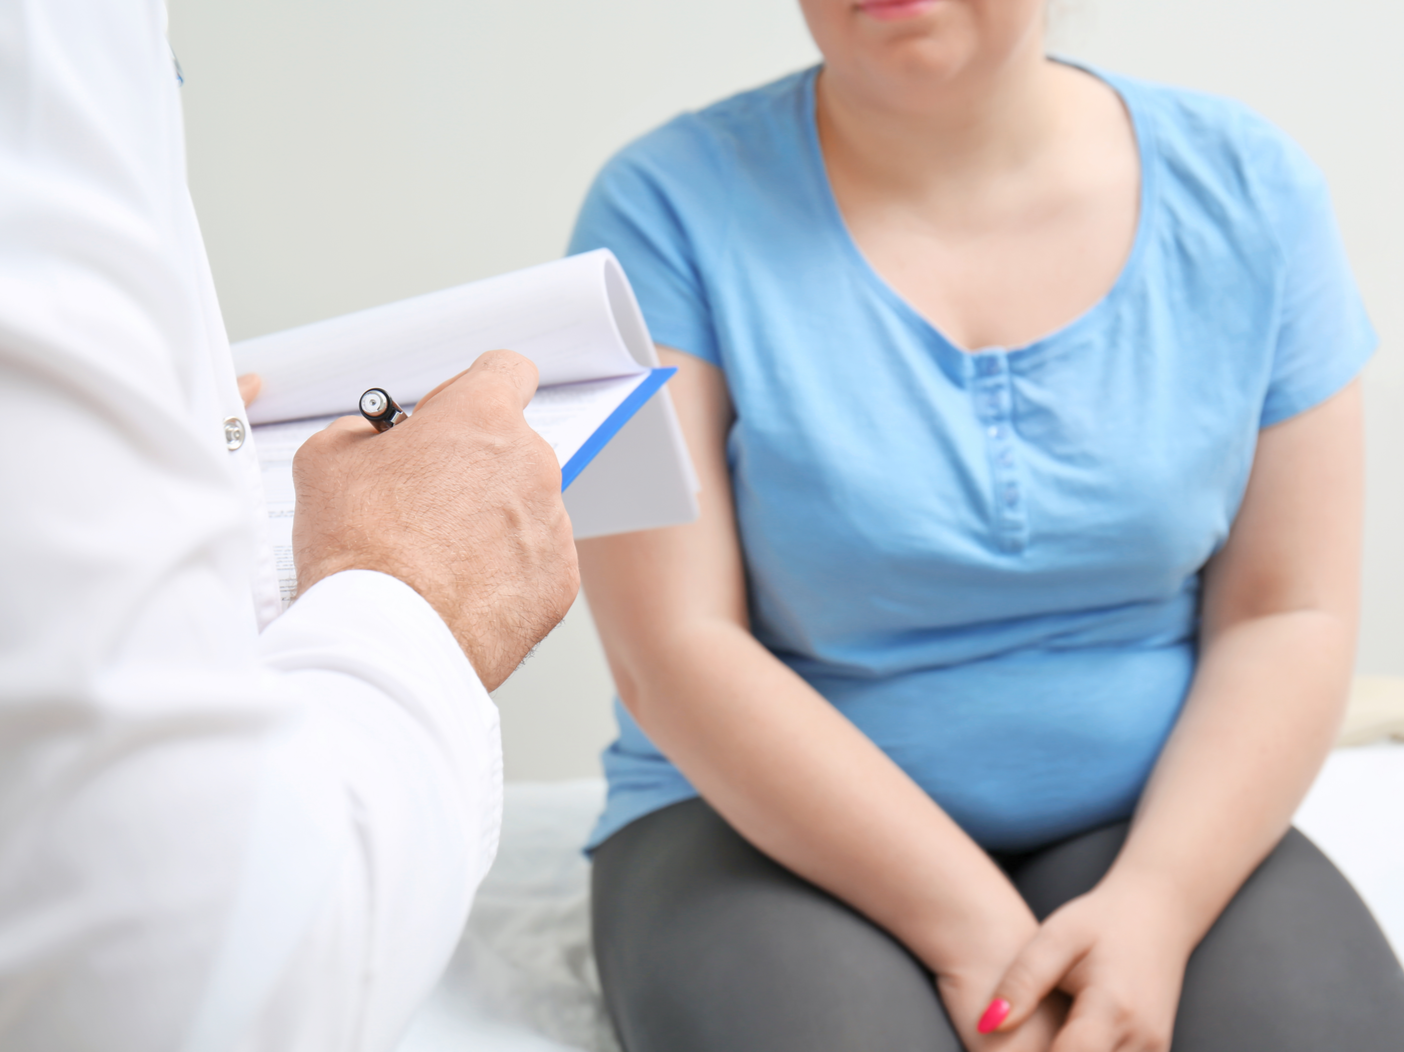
[296, 547, 496, 682]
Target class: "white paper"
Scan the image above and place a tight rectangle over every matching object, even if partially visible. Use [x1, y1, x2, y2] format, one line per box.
[237, 251, 699, 606]
[251, 415, 333, 606]
[523, 374, 653, 467]
[235, 251, 652, 425]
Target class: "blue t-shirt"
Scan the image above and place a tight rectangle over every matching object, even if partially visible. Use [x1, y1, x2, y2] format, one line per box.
[569, 65, 1375, 852]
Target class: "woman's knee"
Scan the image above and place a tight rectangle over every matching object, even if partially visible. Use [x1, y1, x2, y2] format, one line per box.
[1172, 827, 1404, 1050]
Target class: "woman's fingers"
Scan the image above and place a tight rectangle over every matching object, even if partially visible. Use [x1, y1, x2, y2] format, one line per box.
[1047, 1000, 1120, 1052]
[981, 917, 1090, 1034]
[237, 373, 262, 407]
[981, 889, 1181, 1052]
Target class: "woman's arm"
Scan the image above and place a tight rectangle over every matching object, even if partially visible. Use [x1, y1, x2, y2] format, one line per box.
[988, 380, 1364, 1050]
[580, 347, 1064, 1047]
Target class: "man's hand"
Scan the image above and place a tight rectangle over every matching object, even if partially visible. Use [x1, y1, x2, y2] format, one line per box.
[979, 875, 1196, 1052]
[291, 350, 579, 690]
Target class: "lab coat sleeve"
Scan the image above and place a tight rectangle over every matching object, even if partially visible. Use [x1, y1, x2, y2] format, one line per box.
[0, 2, 501, 1050]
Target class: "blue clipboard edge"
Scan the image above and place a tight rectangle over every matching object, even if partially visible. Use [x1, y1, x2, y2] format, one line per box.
[560, 367, 677, 491]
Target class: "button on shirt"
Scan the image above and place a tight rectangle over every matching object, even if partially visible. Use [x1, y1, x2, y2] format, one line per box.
[569, 64, 1375, 852]
[225, 415, 247, 450]
[0, 2, 502, 1048]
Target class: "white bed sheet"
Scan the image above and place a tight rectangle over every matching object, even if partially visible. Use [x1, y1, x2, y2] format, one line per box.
[399, 745, 1404, 1052]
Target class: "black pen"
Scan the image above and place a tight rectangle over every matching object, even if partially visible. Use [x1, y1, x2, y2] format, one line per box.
[360, 388, 408, 432]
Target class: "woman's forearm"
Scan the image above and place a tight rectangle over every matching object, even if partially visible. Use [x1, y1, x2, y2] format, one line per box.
[1105, 608, 1353, 939]
[1106, 384, 1363, 940]
[606, 609, 1036, 975]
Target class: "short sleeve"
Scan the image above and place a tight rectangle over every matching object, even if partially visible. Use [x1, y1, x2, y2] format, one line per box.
[568, 118, 726, 366]
[1257, 136, 1376, 427]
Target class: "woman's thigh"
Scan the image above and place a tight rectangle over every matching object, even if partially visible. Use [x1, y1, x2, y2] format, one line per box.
[591, 797, 960, 1052]
[1011, 822, 1404, 1051]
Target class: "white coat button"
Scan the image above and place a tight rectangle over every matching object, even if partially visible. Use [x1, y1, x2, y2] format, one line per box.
[223, 416, 246, 451]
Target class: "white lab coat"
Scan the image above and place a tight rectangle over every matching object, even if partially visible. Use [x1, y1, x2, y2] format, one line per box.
[0, 2, 503, 1049]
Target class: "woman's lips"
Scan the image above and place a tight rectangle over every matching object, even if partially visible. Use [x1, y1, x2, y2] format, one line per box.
[857, 0, 941, 21]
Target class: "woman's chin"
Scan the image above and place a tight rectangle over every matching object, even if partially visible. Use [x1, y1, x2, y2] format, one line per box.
[811, 0, 1031, 111]
[847, 3, 978, 80]
[849, 37, 976, 98]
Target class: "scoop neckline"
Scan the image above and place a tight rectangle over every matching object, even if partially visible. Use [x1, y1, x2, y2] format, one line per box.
[799, 59, 1159, 376]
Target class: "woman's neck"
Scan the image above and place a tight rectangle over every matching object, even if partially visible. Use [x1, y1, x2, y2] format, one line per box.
[815, 44, 1066, 209]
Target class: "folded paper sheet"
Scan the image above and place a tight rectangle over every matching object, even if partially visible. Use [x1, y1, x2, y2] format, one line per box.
[234, 250, 699, 606]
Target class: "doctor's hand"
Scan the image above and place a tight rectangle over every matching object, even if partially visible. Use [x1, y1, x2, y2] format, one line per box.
[290, 350, 579, 690]
[237, 373, 262, 406]
[979, 875, 1195, 1052]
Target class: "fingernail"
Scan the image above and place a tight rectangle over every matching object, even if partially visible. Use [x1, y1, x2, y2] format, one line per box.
[977, 998, 1011, 1034]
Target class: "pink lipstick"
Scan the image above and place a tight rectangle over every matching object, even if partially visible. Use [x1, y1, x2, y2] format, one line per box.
[857, 0, 941, 21]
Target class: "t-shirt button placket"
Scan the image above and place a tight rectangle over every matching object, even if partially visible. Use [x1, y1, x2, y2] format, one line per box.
[971, 350, 1027, 553]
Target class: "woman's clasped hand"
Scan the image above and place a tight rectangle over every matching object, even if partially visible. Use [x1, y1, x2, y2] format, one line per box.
[930, 913, 1069, 1052]
[971, 878, 1195, 1052]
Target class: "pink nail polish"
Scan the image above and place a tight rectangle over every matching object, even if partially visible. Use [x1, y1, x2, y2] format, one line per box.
[977, 998, 1011, 1034]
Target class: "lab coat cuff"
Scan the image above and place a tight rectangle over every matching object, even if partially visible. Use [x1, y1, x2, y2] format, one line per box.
[260, 568, 498, 751]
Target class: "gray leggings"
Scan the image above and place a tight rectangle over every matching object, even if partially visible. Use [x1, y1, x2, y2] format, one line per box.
[592, 797, 1404, 1051]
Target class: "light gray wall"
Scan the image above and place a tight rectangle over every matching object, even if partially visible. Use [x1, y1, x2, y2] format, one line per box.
[170, 0, 1403, 782]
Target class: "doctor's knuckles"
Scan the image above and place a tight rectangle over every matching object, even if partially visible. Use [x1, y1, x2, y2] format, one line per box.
[291, 349, 579, 691]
